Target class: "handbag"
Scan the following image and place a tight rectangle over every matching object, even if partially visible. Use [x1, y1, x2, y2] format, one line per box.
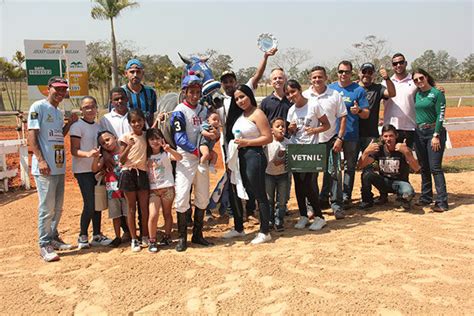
[94, 175, 108, 211]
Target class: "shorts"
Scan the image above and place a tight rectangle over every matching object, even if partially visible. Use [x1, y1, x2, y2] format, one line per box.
[119, 169, 150, 192]
[108, 197, 127, 219]
[150, 186, 175, 203]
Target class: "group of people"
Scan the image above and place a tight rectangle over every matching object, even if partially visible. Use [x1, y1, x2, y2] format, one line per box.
[28, 51, 449, 262]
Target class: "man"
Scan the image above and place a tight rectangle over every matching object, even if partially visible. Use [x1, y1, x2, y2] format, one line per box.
[328, 61, 370, 207]
[358, 124, 420, 210]
[121, 58, 157, 127]
[382, 53, 417, 148]
[28, 76, 77, 262]
[303, 66, 347, 219]
[260, 67, 291, 125]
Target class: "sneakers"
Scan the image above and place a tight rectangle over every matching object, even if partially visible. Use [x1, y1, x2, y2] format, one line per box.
[374, 195, 388, 205]
[131, 239, 141, 252]
[250, 232, 272, 245]
[141, 236, 150, 248]
[294, 216, 309, 229]
[358, 201, 374, 210]
[309, 217, 327, 231]
[148, 241, 158, 253]
[432, 204, 448, 212]
[109, 237, 121, 248]
[51, 236, 73, 251]
[77, 235, 90, 250]
[222, 229, 246, 239]
[159, 235, 172, 246]
[275, 223, 285, 232]
[40, 245, 60, 262]
[91, 234, 113, 247]
[334, 209, 345, 220]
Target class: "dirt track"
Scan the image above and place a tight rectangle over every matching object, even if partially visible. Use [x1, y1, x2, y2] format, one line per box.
[0, 170, 473, 314]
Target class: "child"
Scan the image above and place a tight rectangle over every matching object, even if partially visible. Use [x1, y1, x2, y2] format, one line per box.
[146, 128, 183, 253]
[265, 117, 290, 232]
[198, 112, 221, 173]
[70, 96, 112, 249]
[92, 130, 129, 248]
[119, 109, 150, 252]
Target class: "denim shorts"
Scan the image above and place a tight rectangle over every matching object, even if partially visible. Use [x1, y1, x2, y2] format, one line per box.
[119, 169, 150, 192]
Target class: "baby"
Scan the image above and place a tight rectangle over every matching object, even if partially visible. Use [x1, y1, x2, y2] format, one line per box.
[199, 112, 221, 173]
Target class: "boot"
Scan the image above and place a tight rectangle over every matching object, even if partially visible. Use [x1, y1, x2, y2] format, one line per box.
[175, 212, 188, 252]
[186, 208, 193, 227]
[191, 208, 214, 246]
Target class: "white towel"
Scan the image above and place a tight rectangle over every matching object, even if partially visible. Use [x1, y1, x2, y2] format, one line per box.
[226, 140, 249, 200]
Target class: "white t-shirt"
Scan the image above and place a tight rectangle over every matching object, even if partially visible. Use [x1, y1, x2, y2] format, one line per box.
[303, 86, 347, 143]
[147, 152, 174, 190]
[286, 102, 324, 144]
[99, 109, 131, 138]
[70, 119, 100, 174]
[382, 74, 417, 131]
[265, 137, 289, 175]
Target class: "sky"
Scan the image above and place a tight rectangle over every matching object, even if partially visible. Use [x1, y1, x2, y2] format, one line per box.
[1, 0, 473, 71]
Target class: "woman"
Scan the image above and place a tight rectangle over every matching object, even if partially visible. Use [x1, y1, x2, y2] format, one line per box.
[286, 80, 330, 230]
[224, 85, 273, 244]
[412, 68, 448, 212]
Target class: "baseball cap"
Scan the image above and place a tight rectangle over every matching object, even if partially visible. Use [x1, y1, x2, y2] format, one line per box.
[48, 76, 68, 88]
[360, 63, 375, 72]
[220, 70, 236, 81]
[125, 58, 143, 70]
[181, 73, 203, 90]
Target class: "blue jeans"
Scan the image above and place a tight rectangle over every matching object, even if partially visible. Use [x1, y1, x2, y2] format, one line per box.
[75, 172, 102, 237]
[34, 174, 65, 247]
[320, 137, 343, 212]
[342, 140, 360, 201]
[265, 173, 290, 225]
[414, 127, 448, 208]
[361, 171, 415, 203]
[359, 136, 378, 192]
[239, 147, 271, 234]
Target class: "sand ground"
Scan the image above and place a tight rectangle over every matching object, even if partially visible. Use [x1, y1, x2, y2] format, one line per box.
[0, 170, 473, 315]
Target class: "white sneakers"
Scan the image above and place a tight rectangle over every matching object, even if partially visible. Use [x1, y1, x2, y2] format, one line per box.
[309, 217, 327, 231]
[77, 235, 90, 250]
[250, 232, 272, 245]
[294, 216, 309, 229]
[295, 216, 327, 231]
[90, 234, 113, 247]
[222, 229, 246, 239]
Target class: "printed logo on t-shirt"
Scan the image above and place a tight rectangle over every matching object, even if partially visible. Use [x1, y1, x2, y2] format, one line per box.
[192, 115, 202, 127]
[379, 157, 400, 175]
[46, 114, 54, 122]
[53, 144, 65, 168]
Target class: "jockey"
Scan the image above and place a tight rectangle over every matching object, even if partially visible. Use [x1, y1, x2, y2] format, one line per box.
[171, 72, 214, 251]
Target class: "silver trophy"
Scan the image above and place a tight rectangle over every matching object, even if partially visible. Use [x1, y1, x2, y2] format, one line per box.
[257, 33, 278, 52]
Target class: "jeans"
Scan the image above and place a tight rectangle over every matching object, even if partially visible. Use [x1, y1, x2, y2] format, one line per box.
[75, 172, 102, 237]
[245, 191, 256, 217]
[359, 136, 378, 193]
[34, 174, 65, 247]
[361, 171, 415, 203]
[265, 173, 290, 225]
[414, 127, 448, 208]
[239, 147, 271, 234]
[320, 137, 343, 212]
[342, 140, 360, 201]
[293, 172, 323, 219]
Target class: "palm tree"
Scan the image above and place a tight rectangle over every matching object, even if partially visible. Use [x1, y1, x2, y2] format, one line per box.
[91, 0, 139, 88]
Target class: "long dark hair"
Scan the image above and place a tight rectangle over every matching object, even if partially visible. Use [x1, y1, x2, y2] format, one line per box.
[146, 128, 166, 157]
[225, 84, 257, 144]
[412, 68, 436, 87]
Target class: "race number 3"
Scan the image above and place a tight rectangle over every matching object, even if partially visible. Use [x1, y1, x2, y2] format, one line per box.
[174, 120, 182, 132]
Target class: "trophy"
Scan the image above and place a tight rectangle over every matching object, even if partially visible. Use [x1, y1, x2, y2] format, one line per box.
[257, 33, 278, 52]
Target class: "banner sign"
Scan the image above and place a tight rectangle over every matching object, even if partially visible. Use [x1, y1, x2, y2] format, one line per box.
[286, 144, 327, 172]
[24, 40, 88, 100]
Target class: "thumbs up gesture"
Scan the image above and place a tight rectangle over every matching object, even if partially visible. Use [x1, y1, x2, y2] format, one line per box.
[350, 100, 360, 115]
[395, 138, 408, 153]
[379, 67, 389, 80]
[366, 138, 379, 154]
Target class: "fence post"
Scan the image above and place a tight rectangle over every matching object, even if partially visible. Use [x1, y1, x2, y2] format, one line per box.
[457, 97, 462, 108]
[19, 141, 30, 189]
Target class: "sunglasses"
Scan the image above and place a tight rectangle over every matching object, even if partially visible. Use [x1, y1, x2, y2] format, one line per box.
[413, 76, 425, 83]
[362, 69, 374, 75]
[338, 70, 351, 75]
[392, 60, 406, 66]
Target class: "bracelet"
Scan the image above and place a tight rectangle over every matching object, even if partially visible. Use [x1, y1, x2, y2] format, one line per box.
[336, 136, 344, 141]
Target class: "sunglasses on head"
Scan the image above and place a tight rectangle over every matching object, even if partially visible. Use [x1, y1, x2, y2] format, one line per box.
[338, 70, 351, 75]
[413, 76, 425, 83]
[392, 60, 406, 66]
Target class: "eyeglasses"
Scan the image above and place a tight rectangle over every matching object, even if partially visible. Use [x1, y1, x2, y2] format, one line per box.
[361, 70, 374, 75]
[413, 76, 425, 83]
[338, 70, 351, 75]
[392, 60, 406, 66]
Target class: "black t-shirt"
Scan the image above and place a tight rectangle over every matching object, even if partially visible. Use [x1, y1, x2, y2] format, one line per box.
[370, 145, 409, 181]
[260, 93, 292, 123]
[359, 83, 386, 137]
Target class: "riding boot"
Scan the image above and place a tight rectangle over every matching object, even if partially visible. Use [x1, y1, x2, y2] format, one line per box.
[175, 212, 188, 252]
[191, 208, 214, 246]
[186, 207, 193, 227]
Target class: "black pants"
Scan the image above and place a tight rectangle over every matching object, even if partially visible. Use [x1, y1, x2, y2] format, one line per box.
[293, 172, 323, 219]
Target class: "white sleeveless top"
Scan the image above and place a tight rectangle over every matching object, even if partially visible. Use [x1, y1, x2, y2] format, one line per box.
[232, 115, 260, 140]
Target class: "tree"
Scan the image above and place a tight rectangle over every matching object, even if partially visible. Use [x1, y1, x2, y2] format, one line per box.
[236, 67, 257, 85]
[271, 47, 312, 79]
[91, 0, 139, 88]
[461, 54, 474, 81]
[0, 52, 26, 111]
[412, 50, 459, 80]
[411, 50, 437, 74]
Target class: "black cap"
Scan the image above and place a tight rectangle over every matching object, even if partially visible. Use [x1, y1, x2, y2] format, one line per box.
[220, 70, 236, 81]
[360, 63, 375, 72]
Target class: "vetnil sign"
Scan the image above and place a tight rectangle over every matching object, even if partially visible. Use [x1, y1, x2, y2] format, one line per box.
[286, 144, 327, 172]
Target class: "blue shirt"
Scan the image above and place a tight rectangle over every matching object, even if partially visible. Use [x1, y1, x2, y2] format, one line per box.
[27, 99, 66, 175]
[328, 82, 369, 141]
